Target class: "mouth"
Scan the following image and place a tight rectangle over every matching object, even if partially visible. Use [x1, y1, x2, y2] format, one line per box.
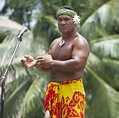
[60, 26, 67, 30]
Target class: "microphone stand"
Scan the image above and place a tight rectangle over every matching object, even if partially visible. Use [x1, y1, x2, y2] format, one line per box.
[0, 34, 24, 118]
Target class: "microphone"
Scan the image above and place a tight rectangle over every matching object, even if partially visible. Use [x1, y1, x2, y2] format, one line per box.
[17, 26, 29, 39]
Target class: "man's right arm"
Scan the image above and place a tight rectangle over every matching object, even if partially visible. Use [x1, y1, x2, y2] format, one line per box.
[21, 55, 37, 68]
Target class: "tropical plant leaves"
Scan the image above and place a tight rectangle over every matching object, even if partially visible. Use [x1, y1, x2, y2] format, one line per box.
[3, 76, 32, 118]
[91, 35, 119, 59]
[20, 74, 49, 118]
[85, 66, 119, 118]
[80, 0, 119, 40]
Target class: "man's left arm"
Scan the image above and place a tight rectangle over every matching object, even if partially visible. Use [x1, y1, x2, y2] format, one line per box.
[50, 38, 90, 72]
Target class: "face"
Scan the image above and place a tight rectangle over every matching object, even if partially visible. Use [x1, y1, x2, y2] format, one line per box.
[57, 15, 76, 34]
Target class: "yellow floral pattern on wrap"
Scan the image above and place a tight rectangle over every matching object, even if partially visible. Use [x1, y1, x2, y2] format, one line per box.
[44, 78, 86, 118]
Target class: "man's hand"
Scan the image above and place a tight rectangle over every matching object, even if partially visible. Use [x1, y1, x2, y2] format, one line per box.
[21, 55, 37, 68]
[36, 54, 52, 69]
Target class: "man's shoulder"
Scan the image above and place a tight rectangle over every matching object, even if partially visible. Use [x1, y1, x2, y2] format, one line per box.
[77, 33, 86, 40]
[76, 34, 88, 44]
[52, 37, 61, 43]
[50, 37, 61, 46]
[55, 37, 61, 41]
[74, 34, 89, 51]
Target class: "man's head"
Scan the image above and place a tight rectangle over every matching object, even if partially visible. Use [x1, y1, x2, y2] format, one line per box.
[56, 6, 80, 34]
[56, 6, 80, 25]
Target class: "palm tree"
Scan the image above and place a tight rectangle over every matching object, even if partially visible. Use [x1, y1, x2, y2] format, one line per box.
[0, 0, 119, 118]
[80, 0, 119, 117]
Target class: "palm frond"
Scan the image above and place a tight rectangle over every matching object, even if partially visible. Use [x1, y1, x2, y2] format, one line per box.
[4, 76, 32, 118]
[85, 52, 119, 95]
[102, 58, 119, 89]
[20, 74, 49, 118]
[80, 0, 119, 40]
[0, 27, 32, 66]
[33, 15, 59, 46]
[0, 16, 22, 30]
[6, 0, 40, 9]
[72, 0, 109, 24]
[91, 35, 119, 59]
[85, 66, 119, 118]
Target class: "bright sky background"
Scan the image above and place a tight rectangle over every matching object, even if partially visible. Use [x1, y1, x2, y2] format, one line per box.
[0, 0, 5, 11]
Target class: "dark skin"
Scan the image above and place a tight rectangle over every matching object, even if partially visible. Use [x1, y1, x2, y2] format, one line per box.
[21, 15, 90, 82]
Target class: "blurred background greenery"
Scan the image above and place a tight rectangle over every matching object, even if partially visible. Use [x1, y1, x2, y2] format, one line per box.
[0, 0, 119, 118]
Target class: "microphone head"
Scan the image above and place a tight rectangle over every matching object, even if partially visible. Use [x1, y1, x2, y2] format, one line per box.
[22, 26, 29, 32]
[17, 26, 29, 40]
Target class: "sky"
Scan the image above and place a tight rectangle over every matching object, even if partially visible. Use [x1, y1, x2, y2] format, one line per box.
[0, 0, 5, 11]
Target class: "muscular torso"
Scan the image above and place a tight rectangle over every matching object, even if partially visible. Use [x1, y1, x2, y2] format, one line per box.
[50, 34, 85, 82]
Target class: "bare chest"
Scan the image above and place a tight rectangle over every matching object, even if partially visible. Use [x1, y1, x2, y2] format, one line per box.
[51, 41, 73, 60]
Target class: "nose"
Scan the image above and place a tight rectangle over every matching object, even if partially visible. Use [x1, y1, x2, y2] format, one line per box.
[61, 20, 66, 25]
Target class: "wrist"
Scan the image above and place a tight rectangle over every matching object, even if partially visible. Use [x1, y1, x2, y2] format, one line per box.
[50, 60, 55, 68]
[34, 60, 38, 66]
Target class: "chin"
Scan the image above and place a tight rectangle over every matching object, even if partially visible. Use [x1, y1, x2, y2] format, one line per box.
[61, 30, 68, 33]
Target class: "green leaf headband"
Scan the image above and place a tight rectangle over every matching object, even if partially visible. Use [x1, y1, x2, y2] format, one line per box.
[56, 8, 80, 25]
[56, 8, 77, 18]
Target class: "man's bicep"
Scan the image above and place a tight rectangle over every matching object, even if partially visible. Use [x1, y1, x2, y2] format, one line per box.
[72, 42, 89, 60]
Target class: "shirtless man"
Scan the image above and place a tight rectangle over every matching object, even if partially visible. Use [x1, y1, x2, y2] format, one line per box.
[21, 6, 89, 118]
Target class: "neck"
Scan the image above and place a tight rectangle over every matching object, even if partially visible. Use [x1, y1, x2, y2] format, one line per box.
[62, 30, 77, 41]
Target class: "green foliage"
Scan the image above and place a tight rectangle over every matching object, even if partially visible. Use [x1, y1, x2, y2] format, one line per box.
[85, 66, 119, 118]
[80, 0, 119, 40]
[20, 75, 48, 118]
[4, 76, 32, 118]
[0, 27, 19, 43]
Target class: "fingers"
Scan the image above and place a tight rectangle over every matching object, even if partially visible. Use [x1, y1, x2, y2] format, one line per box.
[21, 55, 29, 62]
[23, 63, 28, 68]
[36, 56, 44, 64]
[36, 56, 44, 60]
[20, 59, 27, 68]
[21, 62, 28, 68]
[35, 62, 41, 69]
[24, 55, 34, 59]
[20, 55, 29, 68]
[23, 55, 29, 60]
[21, 57, 26, 63]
